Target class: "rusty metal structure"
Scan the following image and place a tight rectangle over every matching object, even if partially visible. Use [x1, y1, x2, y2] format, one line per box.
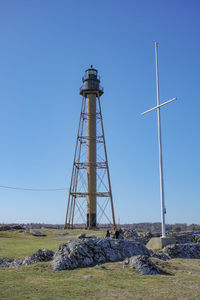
[64, 66, 115, 229]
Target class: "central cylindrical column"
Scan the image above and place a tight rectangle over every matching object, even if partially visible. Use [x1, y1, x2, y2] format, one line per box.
[86, 93, 96, 228]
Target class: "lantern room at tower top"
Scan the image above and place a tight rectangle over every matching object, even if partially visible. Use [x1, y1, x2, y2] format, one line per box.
[80, 65, 104, 96]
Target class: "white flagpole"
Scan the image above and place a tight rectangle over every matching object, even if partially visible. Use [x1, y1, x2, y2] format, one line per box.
[155, 42, 166, 238]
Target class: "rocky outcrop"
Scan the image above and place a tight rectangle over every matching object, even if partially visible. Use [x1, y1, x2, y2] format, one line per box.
[51, 238, 150, 271]
[0, 249, 54, 268]
[2, 238, 200, 273]
[123, 230, 140, 241]
[122, 230, 152, 244]
[129, 255, 162, 275]
[193, 235, 200, 243]
[0, 225, 25, 231]
[0, 225, 11, 231]
[174, 234, 194, 244]
[163, 243, 200, 259]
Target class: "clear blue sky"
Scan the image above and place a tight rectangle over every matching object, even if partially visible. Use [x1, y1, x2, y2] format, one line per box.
[0, 0, 199, 224]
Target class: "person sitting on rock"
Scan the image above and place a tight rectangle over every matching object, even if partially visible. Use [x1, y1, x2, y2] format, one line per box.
[105, 230, 110, 238]
[114, 229, 120, 239]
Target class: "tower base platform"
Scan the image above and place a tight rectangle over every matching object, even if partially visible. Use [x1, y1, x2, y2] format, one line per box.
[146, 237, 176, 250]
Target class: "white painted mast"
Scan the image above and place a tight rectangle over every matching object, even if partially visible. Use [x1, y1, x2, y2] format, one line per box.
[155, 41, 166, 238]
[142, 42, 177, 238]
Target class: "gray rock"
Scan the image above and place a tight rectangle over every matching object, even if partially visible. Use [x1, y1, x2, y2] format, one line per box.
[11, 225, 25, 230]
[122, 229, 140, 241]
[0, 249, 54, 268]
[85, 234, 96, 239]
[78, 233, 96, 239]
[55, 232, 69, 237]
[95, 264, 103, 269]
[0, 225, 10, 231]
[9, 259, 24, 268]
[129, 255, 162, 275]
[51, 238, 151, 271]
[78, 233, 86, 239]
[0, 225, 25, 231]
[21, 249, 54, 265]
[83, 275, 93, 279]
[30, 230, 46, 237]
[122, 230, 152, 244]
[0, 258, 14, 268]
[18, 230, 25, 234]
[174, 234, 194, 244]
[122, 258, 129, 269]
[163, 243, 200, 259]
[150, 250, 169, 261]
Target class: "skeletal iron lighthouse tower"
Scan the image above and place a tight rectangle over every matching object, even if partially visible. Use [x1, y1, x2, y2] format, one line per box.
[64, 66, 115, 229]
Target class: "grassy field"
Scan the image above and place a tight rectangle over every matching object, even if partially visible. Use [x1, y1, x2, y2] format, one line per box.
[0, 229, 200, 300]
[0, 229, 104, 258]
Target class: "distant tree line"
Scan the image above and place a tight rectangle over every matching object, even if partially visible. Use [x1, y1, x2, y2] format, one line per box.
[118, 223, 200, 233]
[1, 222, 200, 232]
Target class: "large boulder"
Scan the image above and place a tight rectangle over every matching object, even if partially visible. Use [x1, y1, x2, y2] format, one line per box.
[29, 230, 46, 237]
[163, 243, 200, 259]
[129, 255, 162, 275]
[51, 238, 150, 271]
[78, 233, 96, 239]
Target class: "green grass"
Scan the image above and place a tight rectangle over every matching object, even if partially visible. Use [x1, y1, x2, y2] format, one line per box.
[0, 229, 105, 258]
[1, 229, 200, 299]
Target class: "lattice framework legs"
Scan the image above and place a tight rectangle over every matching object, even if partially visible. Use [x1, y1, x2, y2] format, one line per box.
[64, 95, 115, 229]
